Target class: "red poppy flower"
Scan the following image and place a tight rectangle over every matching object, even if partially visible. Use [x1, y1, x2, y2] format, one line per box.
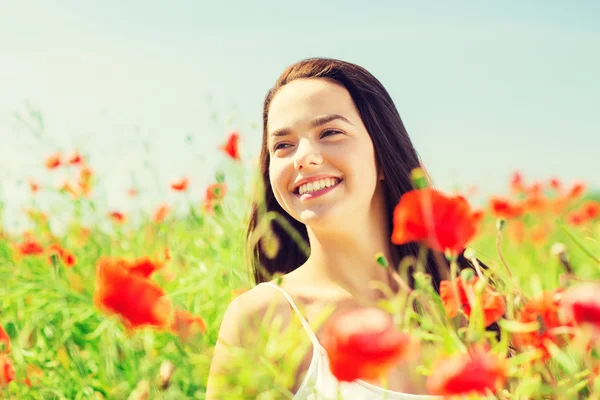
[549, 197, 569, 215]
[321, 307, 417, 382]
[77, 167, 94, 197]
[513, 290, 570, 360]
[18, 239, 44, 256]
[206, 183, 227, 201]
[581, 201, 600, 221]
[79, 166, 93, 182]
[392, 188, 483, 255]
[549, 177, 562, 192]
[171, 308, 207, 342]
[523, 195, 546, 213]
[45, 153, 61, 169]
[28, 179, 40, 193]
[526, 182, 543, 197]
[560, 283, 600, 334]
[0, 324, 10, 353]
[566, 211, 586, 226]
[0, 354, 15, 387]
[567, 182, 586, 200]
[440, 276, 506, 328]
[427, 345, 508, 396]
[170, 178, 189, 192]
[94, 258, 172, 329]
[220, 131, 241, 161]
[127, 256, 164, 279]
[47, 243, 76, 267]
[152, 204, 170, 223]
[489, 197, 524, 219]
[108, 211, 126, 224]
[203, 199, 216, 215]
[68, 150, 82, 165]
[510, 171, 524, 194]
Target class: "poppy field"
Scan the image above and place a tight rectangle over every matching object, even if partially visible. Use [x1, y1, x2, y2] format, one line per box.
[1, 131, 600, 399]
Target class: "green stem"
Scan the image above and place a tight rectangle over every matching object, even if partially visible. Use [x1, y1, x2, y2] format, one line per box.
[558, 222, 600, 265]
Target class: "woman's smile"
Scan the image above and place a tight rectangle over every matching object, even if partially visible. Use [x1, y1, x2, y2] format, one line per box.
[294, 178, 343, 201]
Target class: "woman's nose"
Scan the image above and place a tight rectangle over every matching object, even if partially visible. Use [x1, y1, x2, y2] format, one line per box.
[293, 139, 323, 171]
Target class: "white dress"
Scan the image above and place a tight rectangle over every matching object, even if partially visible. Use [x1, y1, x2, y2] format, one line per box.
[258, 282, 440, 400]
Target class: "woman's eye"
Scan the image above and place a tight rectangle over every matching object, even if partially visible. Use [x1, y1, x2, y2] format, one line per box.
[273, 143, 290, 151]
[320, 129, 340, 138]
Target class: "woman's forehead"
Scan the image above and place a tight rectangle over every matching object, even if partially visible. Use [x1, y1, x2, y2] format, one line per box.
[267, 79, 357, 133]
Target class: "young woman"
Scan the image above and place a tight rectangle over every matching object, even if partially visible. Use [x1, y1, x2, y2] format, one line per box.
[207, 58, 478, 399]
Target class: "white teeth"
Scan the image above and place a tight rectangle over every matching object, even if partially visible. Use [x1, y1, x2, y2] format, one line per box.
[298, 178, 339, 195]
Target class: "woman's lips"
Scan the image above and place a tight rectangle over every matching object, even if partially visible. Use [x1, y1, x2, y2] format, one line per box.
[294, 179, 343, 200]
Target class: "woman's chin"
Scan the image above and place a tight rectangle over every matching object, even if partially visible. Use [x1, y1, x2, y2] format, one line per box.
[298, 207, 344, 229]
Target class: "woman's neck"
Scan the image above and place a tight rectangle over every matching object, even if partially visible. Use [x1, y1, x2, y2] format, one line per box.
[300, 222, 399, 304]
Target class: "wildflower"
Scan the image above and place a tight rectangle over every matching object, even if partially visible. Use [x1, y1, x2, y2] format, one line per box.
[566, 211, 586, 226]
[523, 195, 546, 213]
[0, 324, 10, 353]
[47, 243, 76, 267]
[510, 171, 524, 194]
[440, 275, 506, 328]
[220, 131, 241, 161]
[581, 201, 600, 221]
[152, 204, 170, 223]
[0, 354, 15, 387]
[77, 167, 94, 197]
[171, 308, 207, 342]
[203, 199, 216, 215]
[17, 239, 44, 256]
[128, 188, 139, 197]
[170, 177, 189, 192]
[526, 182, 543, 197]
[108, 211, 126, 224]
[391, 188, 483, 255]
[427, 345, 508, 396]
[560, 283, 600, 334]
[549, 197, 569, 215]
[566, 182, 586, 200]
[68, 150, 82, 165]
[205, 182, 227, 201]
[513, 290, 570, 359]
[94, 258, 172, 329]
[549, 177, 561, 192]
[127, 256, 164, 279]
[28, 179, 40, 193]
[321, 307, 417, 382]
[489, 197, 524, 219]
[45, 153, 61, 169]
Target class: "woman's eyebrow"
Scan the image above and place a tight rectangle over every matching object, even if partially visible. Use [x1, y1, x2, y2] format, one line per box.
[270, 114, 354, 138]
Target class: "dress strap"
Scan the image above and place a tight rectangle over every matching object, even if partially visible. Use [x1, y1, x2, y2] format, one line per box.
[258, 282, 320, 345]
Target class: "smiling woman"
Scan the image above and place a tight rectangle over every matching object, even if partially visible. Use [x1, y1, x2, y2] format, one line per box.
[206, 58, 489, 399]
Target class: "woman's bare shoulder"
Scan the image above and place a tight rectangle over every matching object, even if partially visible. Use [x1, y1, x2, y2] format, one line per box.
[219, 282, 293, 346]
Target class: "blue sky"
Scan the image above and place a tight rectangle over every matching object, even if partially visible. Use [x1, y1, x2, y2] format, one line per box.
[1, 1, 598, 232]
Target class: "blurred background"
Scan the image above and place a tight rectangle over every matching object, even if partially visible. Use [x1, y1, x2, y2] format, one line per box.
[1, 1, 599, 234]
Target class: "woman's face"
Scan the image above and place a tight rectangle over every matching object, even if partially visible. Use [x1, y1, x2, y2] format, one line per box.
[266, 78, 384, 229]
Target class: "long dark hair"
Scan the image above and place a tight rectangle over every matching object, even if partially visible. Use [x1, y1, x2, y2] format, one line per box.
[246, 57, 482, 294]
